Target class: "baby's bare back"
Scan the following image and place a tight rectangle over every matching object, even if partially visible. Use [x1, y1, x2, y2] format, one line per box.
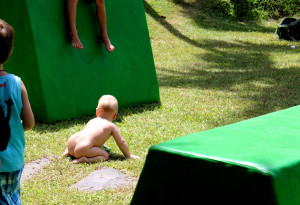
[67, 118, 114, 156]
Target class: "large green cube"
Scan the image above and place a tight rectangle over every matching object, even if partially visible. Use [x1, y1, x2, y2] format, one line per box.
[132, 106, 300, 205]
[0, 0, 159, 122]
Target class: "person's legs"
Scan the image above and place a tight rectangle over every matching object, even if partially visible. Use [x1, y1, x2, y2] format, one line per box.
[71, 155, 106, 163]
[0, 168, 23, 205]
[72, 146, 109, 163]
[68, 0, 84, 49]
[94, 0, 115, 52]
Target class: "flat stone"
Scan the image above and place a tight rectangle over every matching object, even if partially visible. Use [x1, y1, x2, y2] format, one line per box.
[21, 157, 52, 183]
[72, 167, 136, 192]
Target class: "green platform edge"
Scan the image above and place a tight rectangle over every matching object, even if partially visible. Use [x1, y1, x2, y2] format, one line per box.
[0, 0, 160, 122]
[132, 106, 300, 205]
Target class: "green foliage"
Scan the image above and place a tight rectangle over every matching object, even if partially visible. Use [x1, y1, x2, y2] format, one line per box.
[211, 0, 300, 21]
[209, 0, 234, 18]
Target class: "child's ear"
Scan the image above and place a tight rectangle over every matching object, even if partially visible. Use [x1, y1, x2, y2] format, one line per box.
[96, 108, 99, 117]
[113, 113, 117, 120]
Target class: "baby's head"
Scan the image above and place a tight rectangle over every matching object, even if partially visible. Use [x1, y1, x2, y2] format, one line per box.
[0, 19, 14, 65]
[96, 95, 118, 120]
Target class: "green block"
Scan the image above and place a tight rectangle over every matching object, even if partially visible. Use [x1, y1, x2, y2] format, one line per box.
[132, 106, 300, 205]
[0, 0, 159, 122]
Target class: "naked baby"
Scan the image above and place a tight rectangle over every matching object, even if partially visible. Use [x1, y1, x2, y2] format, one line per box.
[63, 95, 138, 163]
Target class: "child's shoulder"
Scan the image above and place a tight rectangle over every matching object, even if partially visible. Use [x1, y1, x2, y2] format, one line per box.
[0, 74, 21, 82]
[89, 117, 116, 127]
[0, 73, 15, 78]
[0, 74, 21, 90]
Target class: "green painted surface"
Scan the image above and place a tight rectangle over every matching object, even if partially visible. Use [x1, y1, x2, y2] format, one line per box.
[0, 0, 159, 122]
[132, 106, 300, 205]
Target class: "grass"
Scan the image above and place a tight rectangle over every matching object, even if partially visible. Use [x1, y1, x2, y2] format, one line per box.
[22, 0, 300, 204]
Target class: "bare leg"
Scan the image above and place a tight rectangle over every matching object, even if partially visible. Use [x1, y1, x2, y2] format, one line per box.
[71, 155, 107, 163]
[95, 0, 115, 52]
[72, 146, 109, 163]
[68, 0, 84, 49]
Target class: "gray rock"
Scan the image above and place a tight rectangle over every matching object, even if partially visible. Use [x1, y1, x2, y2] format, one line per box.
[72, 167, 136, 192]
[21, 157, 52, 182]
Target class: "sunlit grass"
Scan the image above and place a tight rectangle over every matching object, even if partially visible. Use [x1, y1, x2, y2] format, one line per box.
[22, 0, 299, 204]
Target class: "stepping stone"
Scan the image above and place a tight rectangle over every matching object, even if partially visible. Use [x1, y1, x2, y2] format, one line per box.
[21, 157, 52, 183]
[72, 168, 136, 192]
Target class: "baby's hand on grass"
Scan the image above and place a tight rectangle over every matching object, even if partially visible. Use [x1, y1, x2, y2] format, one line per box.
[130, 155, 140, 160]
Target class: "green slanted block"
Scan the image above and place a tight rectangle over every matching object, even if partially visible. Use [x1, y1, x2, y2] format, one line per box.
[0, 0, 159, 122]
[131, 106, 300, 205]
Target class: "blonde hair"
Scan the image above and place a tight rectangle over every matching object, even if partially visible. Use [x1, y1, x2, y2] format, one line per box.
[97, 95, 118, 113]
[0, 19, 14, 64]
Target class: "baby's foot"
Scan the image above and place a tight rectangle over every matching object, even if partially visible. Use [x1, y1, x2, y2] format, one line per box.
[71, 157, 87, 164]
[98, 36, 115, 52]
[71, 159, 80, 164]
[70, 34, 83, 49]
[62, 149, 69, 158]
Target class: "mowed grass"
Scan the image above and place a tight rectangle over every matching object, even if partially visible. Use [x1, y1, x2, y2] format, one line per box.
[22, 0, 300, 204]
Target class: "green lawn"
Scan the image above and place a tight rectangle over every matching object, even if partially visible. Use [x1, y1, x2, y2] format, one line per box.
[22, 0, 300, 204]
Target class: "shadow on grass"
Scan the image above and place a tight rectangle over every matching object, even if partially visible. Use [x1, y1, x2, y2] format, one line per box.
[144, 1, 202, 48]
[33, 102, 161, 133]
[64, 153, 126, 163]
[108, 153, 126, 161]
[144, 0, 275, 49]
[158, 38, 300, 117]
[145, 0, 299, 119]
[169, 0, 275, 32]
[116, 102, 161, 123]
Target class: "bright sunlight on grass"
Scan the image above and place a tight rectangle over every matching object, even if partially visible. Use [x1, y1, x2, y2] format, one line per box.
[22, 0, 299, 204]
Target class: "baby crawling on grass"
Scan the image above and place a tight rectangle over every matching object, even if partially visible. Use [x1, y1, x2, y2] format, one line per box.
[63, 95, 138, 163]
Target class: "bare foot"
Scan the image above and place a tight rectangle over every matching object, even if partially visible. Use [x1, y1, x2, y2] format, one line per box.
[98, 36, 115, 52]
[71, 156, 105, 164]
[71, 157, 87, 164]
[62, 149, 69, 158]
[70, 34, 83, 49]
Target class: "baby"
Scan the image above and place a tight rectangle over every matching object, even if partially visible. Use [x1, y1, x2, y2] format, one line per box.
[63, 95, 138, 163]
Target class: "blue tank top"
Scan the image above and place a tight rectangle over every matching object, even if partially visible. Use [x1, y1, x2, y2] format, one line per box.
[0, 74, 24, 172]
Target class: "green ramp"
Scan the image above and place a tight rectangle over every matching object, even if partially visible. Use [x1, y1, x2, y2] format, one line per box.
[131, 106, 300, 205]
[0, 0, 159, 122]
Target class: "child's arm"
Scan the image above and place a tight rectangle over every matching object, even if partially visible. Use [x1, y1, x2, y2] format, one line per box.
[21, 81, 35, 131]
[111, 125, 131, 158]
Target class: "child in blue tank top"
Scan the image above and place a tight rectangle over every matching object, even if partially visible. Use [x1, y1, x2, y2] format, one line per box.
[0, 19, 35, 204]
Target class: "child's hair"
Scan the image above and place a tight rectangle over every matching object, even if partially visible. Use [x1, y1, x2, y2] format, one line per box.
[97, 95, 118, 113]
[0, 19, 14, 64]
